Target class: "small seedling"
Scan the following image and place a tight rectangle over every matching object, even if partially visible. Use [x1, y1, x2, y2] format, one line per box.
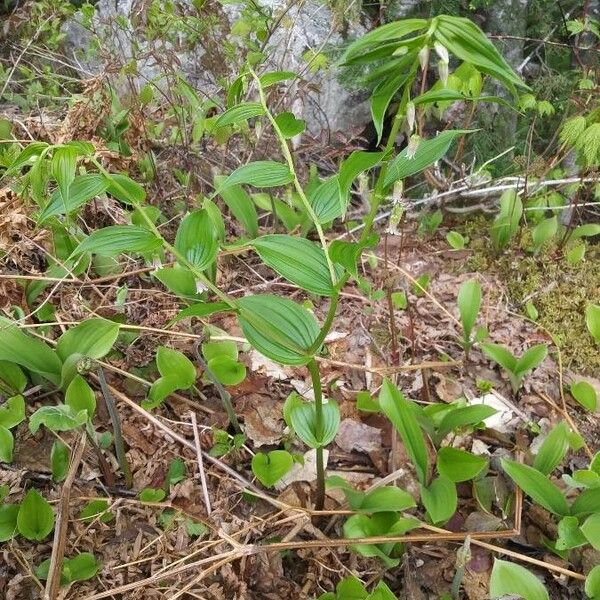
[457, 279, 481, 360]
[481, 342, 548, 393]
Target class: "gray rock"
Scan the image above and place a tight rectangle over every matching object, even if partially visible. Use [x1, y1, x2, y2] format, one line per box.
[63, 0, 372, 137]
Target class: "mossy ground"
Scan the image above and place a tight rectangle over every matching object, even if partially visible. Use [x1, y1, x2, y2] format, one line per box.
[462, 215, 600, 375]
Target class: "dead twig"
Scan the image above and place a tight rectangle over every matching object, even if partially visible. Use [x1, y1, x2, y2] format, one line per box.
[190, 411, 212, 515]
[44, 431, 87, 600]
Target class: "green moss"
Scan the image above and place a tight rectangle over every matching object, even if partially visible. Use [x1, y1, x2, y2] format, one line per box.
[462, 217, 600, 375]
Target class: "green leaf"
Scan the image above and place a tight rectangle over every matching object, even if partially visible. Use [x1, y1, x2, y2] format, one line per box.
[533, 421, 570, 475]
[51, 145, 78, 207]
[73, 225, 162, 257]
[437, 404, 497, 439]
[481, 342, 517, 373]
[139, 488, 166, 503]
[208, 356, 246, 386]
[202, 340, 238, 362]
[310, 152, 382, 223]
[0, 318, 62, 385]
[275, 111, 305, 138]
[556, 515, 587, 550]
[532, 216, 558, 254]
[572, 224, 600, 239]
[378, 379, 428, 484]
[51, 440, 69, 482]
[65, 375, 96, 418]
[0, 395, 26, 429]
[421, 476, 457, 524]
[39, 174, 109, 221]
[570, 381, 598, 412]
[501, 458, 569, 516]
[166, 457, 186, 486]
[437, 447, 488, 482]
[371, 69, 409, 144]
[356, 486, 416, 513]
[29, 404, 88, 434]
[457, 279, 481, 342]
[174, 209, 218, 270]
[343, 512, 419, 567]
[156, 346, 196, 387]
[586, 565, 600, 599]
[62, 552, 100, 583]
[571, 488, 600, 517]
[237, 295, 320, 365]
[290, 399, 340, 448]
[515, 344, 548, 376]
[434, 16, 527, 93]
[80, 499, 113, 523]
[106, 173, 146, 204]
[251, 450, 294, 487]
[490, 559, 548, 600]
[253, 235, 340, 296]
[154, 267, 200, 301]
[0, 426, 14, 462]
[215, 180, 259, 238]
[0, 361, 27, 393]
[446, 231, 466, 249]
[384, 130, 471, 188]
[341, 19, 428, 65]
[56, 318, 119, 362]
[217, 161, 293, 190]
[172, 301, 232, 322]
[0, 504, 19, 541]
[334, 576, 368, 600]
[581, 513, 600, 550]
[17, 489, 55, 541]
[215, 102, 264, 127]
[586, 304, 600, 344]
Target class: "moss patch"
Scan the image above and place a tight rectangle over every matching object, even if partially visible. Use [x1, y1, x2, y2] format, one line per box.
[461, 216, 600, 375]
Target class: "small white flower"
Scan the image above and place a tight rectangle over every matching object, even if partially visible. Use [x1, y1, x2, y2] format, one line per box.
[406, 134, 421, 159]
[434, 41, 449, 63]
[406, 101, 416, 133]
[195, 280, 208, 294]
[418, 46, 430, 71]
[386, 201, 405, 235]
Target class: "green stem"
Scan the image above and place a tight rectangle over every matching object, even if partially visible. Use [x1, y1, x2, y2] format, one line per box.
[249, 68, 337, 285]
[308, 358, 325, 510]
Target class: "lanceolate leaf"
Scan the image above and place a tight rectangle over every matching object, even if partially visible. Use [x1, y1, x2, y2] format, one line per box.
[215, 102, 264, 127]
[421, 476, 457, 524]
[533, 421, 570, 475]
[437, 404, 497, 439]
[215, 179, 259, 238]
[437, 447, 488, 482]
[0, 318, 62, 385]
[434, 16, 528, 93]
[252, 235, 340, 296]
[39, 174, 109, 221]
[378, 379, 429, 484]
[172, 301, 233, 322]
[56, 318, 120, 362]
[73, 225, 162, 257]
[217, 161, 293, 191]
[371, 70, 409, 144]
[174, 209, 218, 270]
[16, 489, 55, 541]
[571, 488, 600, 517]
[51, 146, 78, 207]
[237, 295, 320, 365]
[384, 130, 472, 188]
[501, 458, 569, 516]
[457, 279, 481, 342]
[341, 18, 428, 65]
[489, 559, 549, 600]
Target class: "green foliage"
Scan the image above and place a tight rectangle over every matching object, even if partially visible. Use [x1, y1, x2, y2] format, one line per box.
[251, 450, 294, 487]
[36, 552, 100, 585]
[17, 489, 55, 541]
[586, 304, 600, 344]
[457, 279, 481, 355]
[436, 447, 487, 482]
[570, 381, 598, 412]
[145, 346, 197, 409]
[481, 343, 548, 393]
[490, 559, 549, 600]
[51, 440, 69, 483]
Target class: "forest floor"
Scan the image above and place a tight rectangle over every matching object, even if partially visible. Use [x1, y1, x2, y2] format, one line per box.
[1, 94, 599, 600]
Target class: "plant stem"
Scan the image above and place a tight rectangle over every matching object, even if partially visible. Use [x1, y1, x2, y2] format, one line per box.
[307, 358, 325, 510]
[248, 68, 338, 284]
